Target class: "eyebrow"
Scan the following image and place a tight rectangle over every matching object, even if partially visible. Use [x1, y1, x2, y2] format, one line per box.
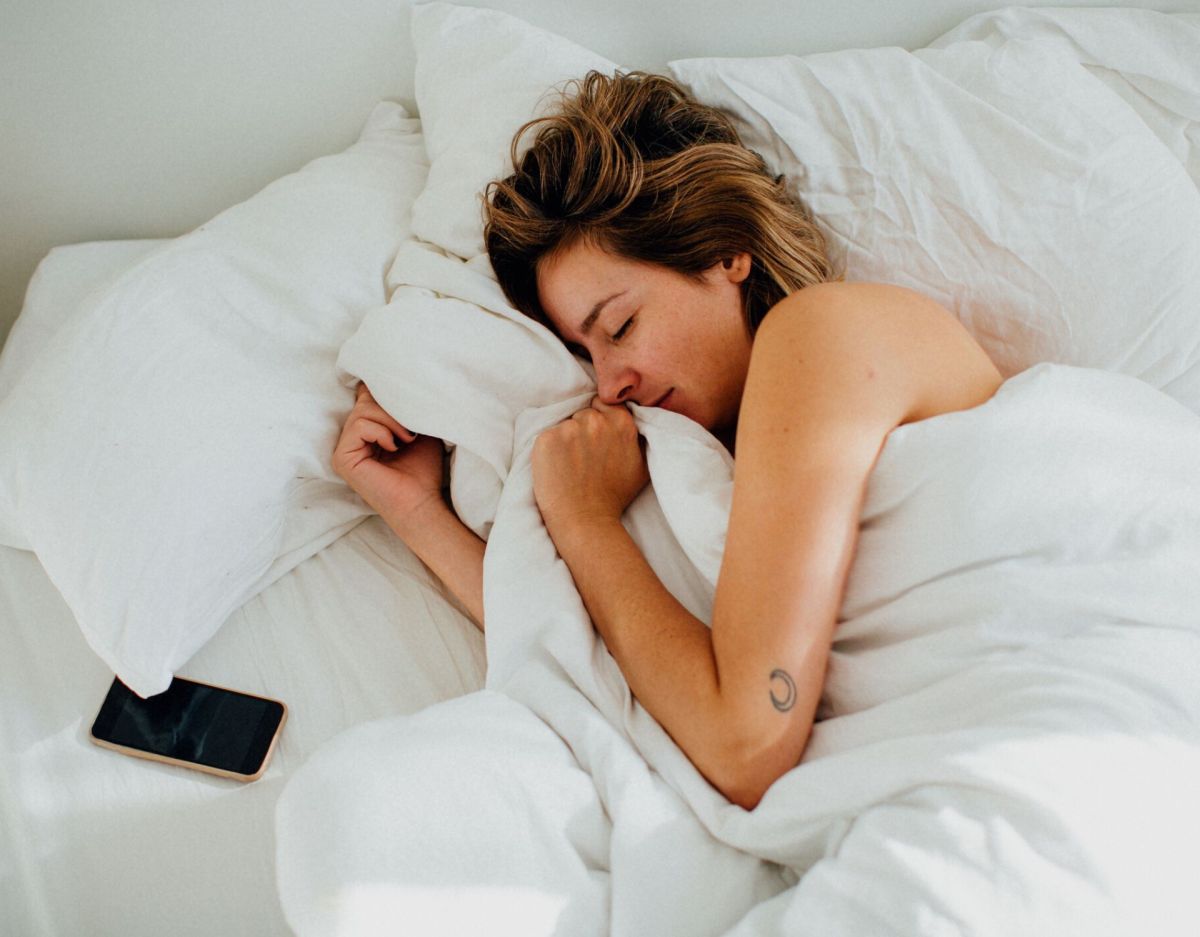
[578, 290, 628, 338]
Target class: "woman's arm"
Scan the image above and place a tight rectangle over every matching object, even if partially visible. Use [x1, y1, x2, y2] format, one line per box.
[710, 281, 1002, 808]
[331, 382, 486, 631]
[550, 282, 1001, 810]
[551, 519, 732, 799]
[547, 285, 897, 810]
[382, 494, 486, 634]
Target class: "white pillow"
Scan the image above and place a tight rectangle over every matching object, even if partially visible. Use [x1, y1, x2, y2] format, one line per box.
[667, 11, 1200, 412]
[408, 1, 618, 261]
[0, 102, 429, 697]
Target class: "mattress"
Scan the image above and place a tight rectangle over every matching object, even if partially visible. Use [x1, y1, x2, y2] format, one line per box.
[0, 242, 487, 936]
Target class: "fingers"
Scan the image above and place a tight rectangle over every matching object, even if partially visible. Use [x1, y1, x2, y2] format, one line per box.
[580, 396, 623, 416]
[352, 382, 417, 443]
[576, 397, 636, 430]
[357, 416, 399, 452]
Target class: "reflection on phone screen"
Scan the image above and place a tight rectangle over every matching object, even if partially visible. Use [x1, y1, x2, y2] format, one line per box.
[105, 680, 277, 773]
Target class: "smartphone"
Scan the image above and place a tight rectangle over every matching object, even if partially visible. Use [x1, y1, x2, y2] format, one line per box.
[90, 675, 287, 782]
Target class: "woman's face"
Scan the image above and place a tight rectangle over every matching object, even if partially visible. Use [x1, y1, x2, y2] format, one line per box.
[535, 239, 754, 440]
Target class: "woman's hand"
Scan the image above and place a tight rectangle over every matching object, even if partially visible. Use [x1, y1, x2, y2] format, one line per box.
[531, 397, 650, 541]
[332, 381, 446, 520]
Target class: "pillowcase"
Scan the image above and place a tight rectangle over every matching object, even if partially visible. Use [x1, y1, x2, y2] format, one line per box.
[927, 6, 1200, 189]
[667, 8, 1200, 412]
[408, 1, 619, 261]
[0, 102, 429, 697]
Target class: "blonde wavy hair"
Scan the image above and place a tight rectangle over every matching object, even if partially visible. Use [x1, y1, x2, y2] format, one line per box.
[483, 69, 841, 340]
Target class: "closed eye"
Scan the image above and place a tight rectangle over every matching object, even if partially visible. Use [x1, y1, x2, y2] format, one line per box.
[565, 315, 633, 362]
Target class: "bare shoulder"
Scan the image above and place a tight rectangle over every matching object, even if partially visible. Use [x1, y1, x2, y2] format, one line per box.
[751, 280, 1004, 427]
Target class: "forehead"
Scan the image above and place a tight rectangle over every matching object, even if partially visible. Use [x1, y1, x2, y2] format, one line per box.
[535, 241, 645, 334]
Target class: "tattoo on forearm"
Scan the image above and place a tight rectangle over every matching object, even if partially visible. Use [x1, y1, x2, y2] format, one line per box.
[768, 669, 796, 712]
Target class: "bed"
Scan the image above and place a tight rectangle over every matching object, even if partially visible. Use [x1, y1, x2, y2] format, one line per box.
[3, 2, 1200, 935]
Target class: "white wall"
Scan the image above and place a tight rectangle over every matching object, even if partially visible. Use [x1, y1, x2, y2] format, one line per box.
[1, 0, 1192, 350]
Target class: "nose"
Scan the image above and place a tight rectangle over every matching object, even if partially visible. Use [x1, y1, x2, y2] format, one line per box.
[595, 359, 639, 406]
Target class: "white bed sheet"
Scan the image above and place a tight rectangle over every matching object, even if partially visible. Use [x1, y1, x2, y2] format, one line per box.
[0, 242, 487, 936]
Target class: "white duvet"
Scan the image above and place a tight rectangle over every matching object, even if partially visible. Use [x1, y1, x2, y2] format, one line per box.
[276, 8, 1200, 936]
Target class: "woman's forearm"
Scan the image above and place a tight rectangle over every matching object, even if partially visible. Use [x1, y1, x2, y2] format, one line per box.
[552, 517, 740, 801]
[379, 495, 486, 633]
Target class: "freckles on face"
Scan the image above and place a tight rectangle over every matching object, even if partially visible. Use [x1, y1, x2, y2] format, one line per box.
[535, 240, 753, 429]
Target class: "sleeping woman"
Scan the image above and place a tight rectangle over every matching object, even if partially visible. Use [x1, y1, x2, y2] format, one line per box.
[331, 70, 1004, 810]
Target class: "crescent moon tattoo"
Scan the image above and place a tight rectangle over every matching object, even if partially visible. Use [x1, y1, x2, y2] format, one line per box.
[769, 669, 796, 712]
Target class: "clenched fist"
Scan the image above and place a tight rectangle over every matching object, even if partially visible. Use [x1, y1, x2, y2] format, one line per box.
[531, 397, 650, 539]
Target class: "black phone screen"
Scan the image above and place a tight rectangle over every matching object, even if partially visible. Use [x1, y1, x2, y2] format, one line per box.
[91, 676, 284, 776]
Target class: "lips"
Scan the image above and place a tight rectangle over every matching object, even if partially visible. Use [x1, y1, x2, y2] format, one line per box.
[655, 389, 675, 411]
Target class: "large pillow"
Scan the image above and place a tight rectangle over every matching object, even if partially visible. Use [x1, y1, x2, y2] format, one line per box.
[667, 7, 1200, 412]
[0, 102, 429, 697]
